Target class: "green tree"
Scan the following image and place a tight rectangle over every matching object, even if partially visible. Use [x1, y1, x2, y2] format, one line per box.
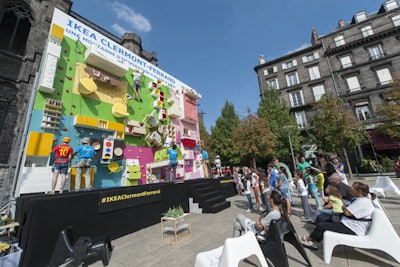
[210, 100, 241, 166]
[232, 114, 275, 168]
[375, 80, 400, 139]
[309, 94, 366, 179]
[198, 119, 210, 149]
[257, 87, 300, 161]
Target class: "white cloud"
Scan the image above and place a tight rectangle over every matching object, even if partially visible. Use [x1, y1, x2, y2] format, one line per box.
[286, 43, 311, 55]
[111, 23, 128, 36]
[111, 1, 152, 32]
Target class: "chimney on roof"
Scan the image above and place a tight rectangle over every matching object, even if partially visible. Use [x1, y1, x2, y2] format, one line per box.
[311, 27, 318, 45]
[259, 54, 265, 64]
[338, 19, 345, 27]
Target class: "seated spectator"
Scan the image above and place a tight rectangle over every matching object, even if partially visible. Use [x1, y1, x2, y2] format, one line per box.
[233, 191, 283, 239]
[312, 185, 343, 223]
[329, 173, 354, 205]
[300, 182, 376, 250]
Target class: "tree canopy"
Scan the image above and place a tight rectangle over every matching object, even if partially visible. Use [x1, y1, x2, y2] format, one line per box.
[257, 87, 301, 160]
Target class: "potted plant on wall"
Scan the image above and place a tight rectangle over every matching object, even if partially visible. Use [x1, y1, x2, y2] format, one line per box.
[162, 205, 184, 219]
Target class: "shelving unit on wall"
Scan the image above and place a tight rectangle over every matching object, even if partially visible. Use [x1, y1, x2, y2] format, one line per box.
[74, 115, 125, 140]
[41, 98, 62, 131]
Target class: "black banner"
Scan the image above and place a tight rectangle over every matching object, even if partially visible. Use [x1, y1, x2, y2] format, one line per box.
[98, 184, 162, 213]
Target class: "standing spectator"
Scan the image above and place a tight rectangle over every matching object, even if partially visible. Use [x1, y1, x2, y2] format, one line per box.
[260, 172, 271, 213]
[201, 148, 210, 178]
[316, 154, 335, 192]
[333, 156, 348, 185]
[233, 167, 243, 195]
[296, 156, 311, 174]
[167, 144, 178, 182]
[267, 163, 277, 189]
[305, 167, 321, 208]
[73, 137, 95, 191]
[395, 156, 400, 178]
[294, 170, 313, 220]
[277, 167, 292, 216]
[251, 168, 262, 210]
[315, 168, 325, 198]
[243, 174, 253, 213]
[214, 155, 222, 177]
[50, 137, 73, 194]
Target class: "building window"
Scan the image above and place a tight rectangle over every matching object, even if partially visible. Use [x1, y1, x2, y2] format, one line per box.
[267, 79, 279, 90]
[334, 35, 345, 47]
[286, 73, 299, 87]
[290, 90, 304, 107]
[312, 85, 325, 101]
[368, 45, 384, 60]
[376, 68, 393, 85]
[263, 66, 278, 76]
[361, 25, 374, 37]
[0, 3, 32, 55]
[385, 0, 399, 11]
[302, 52, 319, 63]
[346, 76, 361, 92]
[295, 111, 307, 128]
[392, 14, 400, 26]
[282, 60, 297, 70]
[340, 55, 353, 68]
[355, 104, 371, 121]
[355, 11, 367, 23]
[308, 66, 321, 80]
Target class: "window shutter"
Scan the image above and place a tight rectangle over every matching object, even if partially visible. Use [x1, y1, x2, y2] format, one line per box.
[263, 70, 268, 76]
[273, 66, 278, 72]
[314, 52, 319, 59]
[293, 59, 297, 66]
[302, 56, 307, 63]
[282, 63, 287, 70]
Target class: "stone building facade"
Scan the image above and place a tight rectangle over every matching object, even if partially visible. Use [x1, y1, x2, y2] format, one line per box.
[254, 0, 400, 160]
[0, 0, 157, 201]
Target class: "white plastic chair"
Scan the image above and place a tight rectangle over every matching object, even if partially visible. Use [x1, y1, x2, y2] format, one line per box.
[323, 208, 400, 264]
[370, 176, 400, 197]
[194, 231, 269, 267]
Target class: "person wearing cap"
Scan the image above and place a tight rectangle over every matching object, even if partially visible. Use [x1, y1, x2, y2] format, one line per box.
[50, 137, 73, 194]
[73, 137, 95, 191]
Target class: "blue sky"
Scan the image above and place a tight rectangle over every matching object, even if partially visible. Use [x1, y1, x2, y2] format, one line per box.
[71, 0, 383, 131]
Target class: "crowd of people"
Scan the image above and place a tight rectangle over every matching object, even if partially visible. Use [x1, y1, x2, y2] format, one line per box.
[231, 154, 379, 251]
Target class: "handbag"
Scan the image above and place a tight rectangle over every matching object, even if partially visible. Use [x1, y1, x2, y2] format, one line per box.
[330, 212, 342, 223]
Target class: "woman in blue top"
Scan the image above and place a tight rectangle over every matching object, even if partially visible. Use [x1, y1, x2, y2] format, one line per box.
[305, 167, 321, 208]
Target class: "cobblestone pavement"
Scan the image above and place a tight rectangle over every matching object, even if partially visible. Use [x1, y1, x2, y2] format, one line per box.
[87, 175, 400, 267]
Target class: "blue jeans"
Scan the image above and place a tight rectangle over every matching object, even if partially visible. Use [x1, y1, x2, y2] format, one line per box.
[261, 191, 271, 213]
[309, 186, 321, 207]
[313, 208, 333, 222]
[246, 193, 253, 210]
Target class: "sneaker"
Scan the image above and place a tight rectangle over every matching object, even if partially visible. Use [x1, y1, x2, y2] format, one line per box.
[59, 190, 63, 194]
[48, 191, 55, 195]
[246, 209, 252, 213]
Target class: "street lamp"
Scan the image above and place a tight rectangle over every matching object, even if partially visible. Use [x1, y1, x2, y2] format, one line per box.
[282, 125, 296, 172]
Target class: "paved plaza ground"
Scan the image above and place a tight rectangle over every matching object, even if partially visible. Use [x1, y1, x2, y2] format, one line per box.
[85, 175, 400, 267]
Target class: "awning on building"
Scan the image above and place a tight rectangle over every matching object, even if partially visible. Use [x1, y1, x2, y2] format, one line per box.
[367, 129, 400, 151]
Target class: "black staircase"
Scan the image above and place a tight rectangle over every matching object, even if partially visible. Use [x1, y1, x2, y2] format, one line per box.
[187, 180, 231, 213]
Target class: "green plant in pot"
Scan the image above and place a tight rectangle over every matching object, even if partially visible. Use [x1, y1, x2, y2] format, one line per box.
[163, 205, 184, 218]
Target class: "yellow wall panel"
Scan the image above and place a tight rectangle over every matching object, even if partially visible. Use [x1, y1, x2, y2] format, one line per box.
[26, 132, 54, 156]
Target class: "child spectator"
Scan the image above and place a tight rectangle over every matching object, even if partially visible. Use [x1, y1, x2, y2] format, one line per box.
[312, 184, 343, 223]
[259, 172, 271, 213]
[294, 170, 313, 220]
[243, 174, 253, 213]
[276, 167, 292, 216]
[305, 167, 321, 208]
[315, 168, 325, 198]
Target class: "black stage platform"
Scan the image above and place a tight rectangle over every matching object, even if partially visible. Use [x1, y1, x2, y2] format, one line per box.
[15, 177, 236, 267]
